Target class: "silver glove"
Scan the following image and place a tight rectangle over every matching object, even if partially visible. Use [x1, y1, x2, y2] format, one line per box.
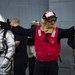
[0, 58, 9, 68]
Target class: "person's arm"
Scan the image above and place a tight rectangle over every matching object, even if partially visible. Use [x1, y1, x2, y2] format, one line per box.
[14, 34, 21, 47]
[5, 30, 15, 60]
[60, 26, 74, 38]
[11, 26, 36, 38]
[58, 26, 75, 43]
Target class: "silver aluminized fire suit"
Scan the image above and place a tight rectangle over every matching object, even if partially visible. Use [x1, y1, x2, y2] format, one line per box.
[0, 29, 15, 75]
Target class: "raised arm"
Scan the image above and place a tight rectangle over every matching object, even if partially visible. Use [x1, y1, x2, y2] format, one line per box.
[11, 25, 36, 38]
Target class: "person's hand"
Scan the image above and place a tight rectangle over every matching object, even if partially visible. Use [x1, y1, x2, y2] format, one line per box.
[0, 58, 9, 68]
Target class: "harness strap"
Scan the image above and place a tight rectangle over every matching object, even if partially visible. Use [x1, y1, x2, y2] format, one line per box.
[2, 30, 8, 55]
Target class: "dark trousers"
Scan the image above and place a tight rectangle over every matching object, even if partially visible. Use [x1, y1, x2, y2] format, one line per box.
[29, 57, 35, 75]
[14, 56, 28, 75]
[34, 59, 59, 75]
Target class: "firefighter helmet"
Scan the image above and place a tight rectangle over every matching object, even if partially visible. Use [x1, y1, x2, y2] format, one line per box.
[42, 11, 57, 22]
[42, 11, 57, 19]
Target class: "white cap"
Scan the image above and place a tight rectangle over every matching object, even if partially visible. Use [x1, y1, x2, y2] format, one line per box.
[31, 20, 40, 25]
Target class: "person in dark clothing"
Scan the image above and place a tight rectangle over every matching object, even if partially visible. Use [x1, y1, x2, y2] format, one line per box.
[10, 18, 28, 75]
[67, 35, 75, 69]
[27, 20, 40, 75]
[14, 35, 28, 75]
[67, 36, 75, 49]
[1, 11, 75, 75]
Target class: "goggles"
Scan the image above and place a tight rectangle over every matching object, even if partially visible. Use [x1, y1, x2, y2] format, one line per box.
[46, 17, 57, 22]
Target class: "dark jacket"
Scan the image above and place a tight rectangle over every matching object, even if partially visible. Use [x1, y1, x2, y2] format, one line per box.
[11, 26, 75, 44]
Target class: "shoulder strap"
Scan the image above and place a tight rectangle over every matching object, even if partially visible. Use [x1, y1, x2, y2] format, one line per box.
[3, 30, 7, 39]
[2, 30, 8, 54]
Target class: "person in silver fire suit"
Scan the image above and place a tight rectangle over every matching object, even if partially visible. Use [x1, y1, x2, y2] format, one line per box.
[0, 14, 15, 75]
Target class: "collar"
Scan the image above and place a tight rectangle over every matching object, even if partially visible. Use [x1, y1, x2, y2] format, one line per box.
[40, 24, 56, 34]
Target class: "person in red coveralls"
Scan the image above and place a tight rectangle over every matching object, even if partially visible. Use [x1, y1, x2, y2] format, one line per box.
[1, 11, 75, 75]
